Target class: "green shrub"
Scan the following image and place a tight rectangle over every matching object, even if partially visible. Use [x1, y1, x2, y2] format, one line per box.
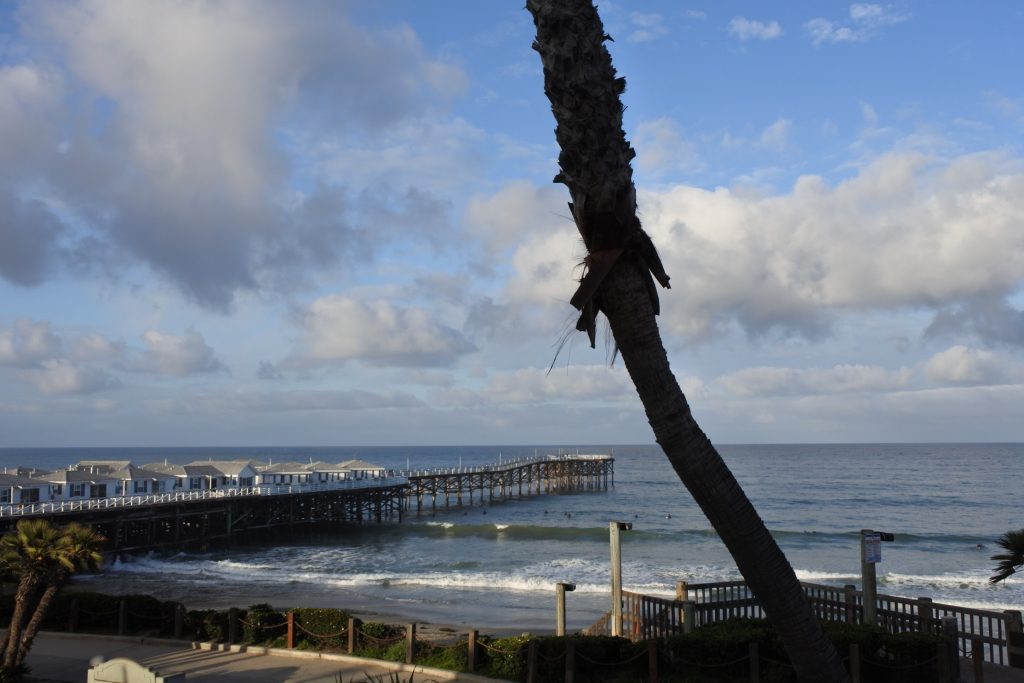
[354, 622, 406, 660]
[476, 634, 531, 681]
[291, 607, 351, 650]
[244, 604, 285, 644]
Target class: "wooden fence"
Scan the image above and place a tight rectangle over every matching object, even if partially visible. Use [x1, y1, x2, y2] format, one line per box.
[586, 579, 1024, 668]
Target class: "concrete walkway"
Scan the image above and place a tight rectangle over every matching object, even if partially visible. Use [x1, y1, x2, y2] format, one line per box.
[25, 632, 506, 683]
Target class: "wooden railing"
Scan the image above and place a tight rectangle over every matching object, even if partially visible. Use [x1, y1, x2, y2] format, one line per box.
[587, 579, 1024, 667]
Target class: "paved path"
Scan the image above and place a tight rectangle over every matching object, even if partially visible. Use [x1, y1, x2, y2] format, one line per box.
[26, 633, 504, 683]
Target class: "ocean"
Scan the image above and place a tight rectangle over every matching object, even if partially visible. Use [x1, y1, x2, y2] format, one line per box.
[1, 443, 1021, 635]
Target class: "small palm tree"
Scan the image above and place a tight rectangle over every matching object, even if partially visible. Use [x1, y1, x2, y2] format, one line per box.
[990, 529, 1024, 584]
[0, 519, 65, 669]
[0, 520, 105, 674]
[14, 523, 105, 667]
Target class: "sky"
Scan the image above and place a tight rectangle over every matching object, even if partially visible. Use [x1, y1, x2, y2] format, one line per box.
[2, 1, 1024, 447]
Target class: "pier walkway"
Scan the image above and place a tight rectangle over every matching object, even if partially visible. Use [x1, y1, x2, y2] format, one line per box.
[0, 454, 614, 552]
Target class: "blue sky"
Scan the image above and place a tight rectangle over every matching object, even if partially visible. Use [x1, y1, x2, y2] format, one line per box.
[2, 1, 1024, 447]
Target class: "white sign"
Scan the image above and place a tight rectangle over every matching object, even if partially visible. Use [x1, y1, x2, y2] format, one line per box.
[863, 533, 882, 564]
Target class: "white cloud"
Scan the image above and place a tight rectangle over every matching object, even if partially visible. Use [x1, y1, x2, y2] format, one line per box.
[5, 1, 466, 309]
[129, 329, 226, 377]
[628, 12, 668, 43]
[435, 365, 633, 407]
[147, 389, 421, 414]
[633, 117, 702, 176]
[759, 117, 793, 151]
[719, 364, 911, 397]
[728, 17, 783, 41]
[26, 359, 120, 395]
[922, 345, 1024, 386]
[635, 151, 1024, 340]
[806, 4, 909, 46]
[0, 319, 62, 367]
[287, 295, 475, 368]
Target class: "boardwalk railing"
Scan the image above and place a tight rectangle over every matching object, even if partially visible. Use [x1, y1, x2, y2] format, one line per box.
[588, 579, 1024, 667]
[0, 476, 410, 518]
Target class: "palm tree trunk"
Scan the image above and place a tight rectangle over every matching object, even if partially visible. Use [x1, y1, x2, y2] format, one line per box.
[2, 573, 42, 670]
[15, 581, 62, 668]
[527, 2, 848, 680]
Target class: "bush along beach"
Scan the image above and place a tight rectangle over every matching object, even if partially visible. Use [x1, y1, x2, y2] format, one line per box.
[0, 591, 953, 682]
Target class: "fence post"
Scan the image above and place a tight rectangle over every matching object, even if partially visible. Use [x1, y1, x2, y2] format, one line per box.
[347, 617, 358, 654]
[844, 584, 857, 623]
[675, 580, 689, 601]
[526, 640, 538, 683]
[118, 599, 127, 636]
[69, 598, 79, 633]
[565, 638, 575, 683]
[286, 612, 295, 649]
[227, 607, 239, 644]
[682, 601, 695, 634]
[1006, 610, 1024, 668]
[918, 596, 934, 633]
[648, 640, 658, 683]
[939, 615, 960, 683]
[468, 629, 478, 672]
[406, 623, 416, 664]
[174, 604, 184, 640]
[972, 637, 985, 683]
[748, 642, 759, 683]
[849, 643, 860, 683]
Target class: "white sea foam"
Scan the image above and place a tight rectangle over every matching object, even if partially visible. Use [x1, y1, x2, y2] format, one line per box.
[494, 524, 510, 530]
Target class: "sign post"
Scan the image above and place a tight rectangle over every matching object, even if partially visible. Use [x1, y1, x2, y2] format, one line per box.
[860, 529, 894, 625]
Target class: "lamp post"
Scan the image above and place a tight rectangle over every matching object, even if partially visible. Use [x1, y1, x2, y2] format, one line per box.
[555, 582, 576, 636]
[610, 521, 633, 637]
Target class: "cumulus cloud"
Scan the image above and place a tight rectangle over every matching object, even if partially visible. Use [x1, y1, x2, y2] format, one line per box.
[628, 12, 668, 43]
[147, 389, 421, 414]
[287, 295, 475, 368]
[759, 117, 793, 151]
[4, 1, 466, 309]
[0, 319, 62, 367]
[728, 17, 783, 41]
[464, 181, 569, 254]
[633, 118, 702, 177]
[806, 4, 909, 46]
[719, 364, 911, 397]
[638, 151, 1024, 341]
[25, 359, 120, 395]
[434, 365, 633, 407]
[922, 346, 1024, 386]
[127, 329, 226, 377]
[495, 150, 1024, 344]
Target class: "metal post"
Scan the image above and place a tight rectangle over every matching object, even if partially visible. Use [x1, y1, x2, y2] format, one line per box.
[556, 582, 575, 636]
[609, 521, 631, 637]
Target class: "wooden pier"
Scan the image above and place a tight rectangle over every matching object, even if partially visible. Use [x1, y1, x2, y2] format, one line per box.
[404, 454, 613, 511]
[0, 455, 613, 552]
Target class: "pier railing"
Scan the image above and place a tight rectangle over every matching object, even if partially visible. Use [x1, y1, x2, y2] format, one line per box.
[590, 579, 1024, 667]
[0, 476, 410, 518]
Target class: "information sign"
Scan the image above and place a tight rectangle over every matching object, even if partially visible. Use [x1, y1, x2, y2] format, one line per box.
[863, 532, 882, 564]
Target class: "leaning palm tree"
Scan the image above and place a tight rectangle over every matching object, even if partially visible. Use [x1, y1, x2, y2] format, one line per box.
[526, 2, 848, 680]
[0, 519, 65, 670]
[13, 523, 105, 669]
[990, 529, 1024, 584]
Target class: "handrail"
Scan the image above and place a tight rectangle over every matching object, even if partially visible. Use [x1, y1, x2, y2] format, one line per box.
[0, 477, 411, 518]
[613, 579, 1023, 667]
